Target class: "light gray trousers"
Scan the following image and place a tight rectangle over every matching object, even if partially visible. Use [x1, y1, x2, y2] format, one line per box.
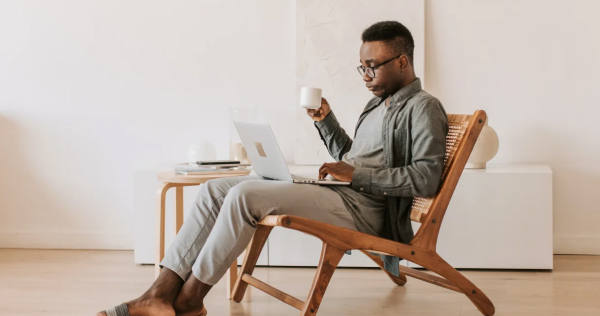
[159, 175, 358, 285]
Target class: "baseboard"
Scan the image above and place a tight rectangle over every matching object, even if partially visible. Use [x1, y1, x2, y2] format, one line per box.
[554, 236, 600, 255]
[2, 232, 597, 254]
[0, 232, 133, 250]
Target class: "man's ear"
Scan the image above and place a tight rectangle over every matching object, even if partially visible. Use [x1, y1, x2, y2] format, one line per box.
[399, 55, 409, 70]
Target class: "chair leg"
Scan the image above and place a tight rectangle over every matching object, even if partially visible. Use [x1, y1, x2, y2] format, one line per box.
[231, 224, 273, 302]
[418, 255, 495, 316]
[301, 243, 345, 316]
[360, 250, 407, 286]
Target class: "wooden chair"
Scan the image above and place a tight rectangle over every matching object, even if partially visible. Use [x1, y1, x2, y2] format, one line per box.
[231, 110, 495, 316]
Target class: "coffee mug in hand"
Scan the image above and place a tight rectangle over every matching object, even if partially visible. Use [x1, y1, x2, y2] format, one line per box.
[300, 87, 322, 109]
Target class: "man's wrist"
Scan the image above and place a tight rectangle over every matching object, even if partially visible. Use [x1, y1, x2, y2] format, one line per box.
[321, 110, 332, 120]
[351, 167, 373, 193]
[314, 111, 339, 135]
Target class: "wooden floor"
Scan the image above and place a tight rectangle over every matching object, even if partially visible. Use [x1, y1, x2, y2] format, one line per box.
[0, 250, 599, 316]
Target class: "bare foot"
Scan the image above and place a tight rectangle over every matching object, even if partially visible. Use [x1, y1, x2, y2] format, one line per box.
[173, 297, 205, 316]
[173, 274, 212, 316]
[95, 268, 184, 316]
[96, 297, 175, 316]
[175, 305, 207, 316]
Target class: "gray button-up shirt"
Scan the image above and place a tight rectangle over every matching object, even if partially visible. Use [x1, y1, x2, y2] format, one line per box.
[314, 78, 449, 275]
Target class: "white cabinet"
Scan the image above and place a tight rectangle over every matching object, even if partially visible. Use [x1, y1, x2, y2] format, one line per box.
[406, 164, 553, 269]
[269, 164, 553, 269]
[134, 164, 553, 270]
[267, 227, 378, 267]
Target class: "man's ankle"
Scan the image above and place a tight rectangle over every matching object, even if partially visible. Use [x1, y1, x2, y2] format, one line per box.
[174, 299, 203, 314]
[143, 287, 176, 303]
[144, 269, 185, 302]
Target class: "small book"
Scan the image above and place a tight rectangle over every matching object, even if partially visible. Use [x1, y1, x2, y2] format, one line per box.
[174, 163, 251, 172]
[175, 168, 251, 176]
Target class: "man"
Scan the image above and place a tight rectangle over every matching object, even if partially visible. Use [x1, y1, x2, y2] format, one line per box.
[98, 21, 448, 316]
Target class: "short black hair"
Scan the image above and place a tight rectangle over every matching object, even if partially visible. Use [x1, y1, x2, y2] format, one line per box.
[361, 21, 415, 65]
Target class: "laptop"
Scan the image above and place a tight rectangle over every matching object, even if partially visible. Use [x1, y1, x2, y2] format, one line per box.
[233, 120, 351, 186]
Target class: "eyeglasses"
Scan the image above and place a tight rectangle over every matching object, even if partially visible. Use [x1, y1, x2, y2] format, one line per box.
[357, 55, 401, 78]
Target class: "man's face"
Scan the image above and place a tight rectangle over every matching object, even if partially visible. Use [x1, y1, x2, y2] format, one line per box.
[359, 41, 407, 98]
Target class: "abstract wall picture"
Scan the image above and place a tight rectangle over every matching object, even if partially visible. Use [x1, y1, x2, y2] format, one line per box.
[295, 0, 424, 164]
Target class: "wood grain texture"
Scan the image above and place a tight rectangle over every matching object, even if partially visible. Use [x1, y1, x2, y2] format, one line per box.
[157, 170, 250, 184]
[2, 249, 600, 316]
[258, 214, 494, 314]
[301, 243, 345, 316]
[226, 260, 238, 300]
[397, 265, 459, 292]
[232, 225, 273, 302]
[155, 182, 175, 278]
[175, 186, 184, 234]
[242, 274, 305, 310]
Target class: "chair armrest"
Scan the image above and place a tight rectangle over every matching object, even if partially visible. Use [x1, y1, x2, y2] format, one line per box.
[257, 215, 436, 262]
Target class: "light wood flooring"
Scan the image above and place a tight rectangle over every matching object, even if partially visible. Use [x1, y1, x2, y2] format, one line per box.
[0, 249, 599, 316]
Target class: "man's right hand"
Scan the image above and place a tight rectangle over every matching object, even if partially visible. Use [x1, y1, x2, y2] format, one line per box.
[306, 97, 332, 122]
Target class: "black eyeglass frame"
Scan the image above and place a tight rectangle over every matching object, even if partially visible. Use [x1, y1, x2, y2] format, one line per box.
[357, 55, 402, 78]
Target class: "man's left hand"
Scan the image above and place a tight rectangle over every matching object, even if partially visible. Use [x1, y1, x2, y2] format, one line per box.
[319, 161, 355, 182]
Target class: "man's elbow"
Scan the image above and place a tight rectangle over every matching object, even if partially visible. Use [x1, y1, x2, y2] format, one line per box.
[414, 169, 443, 197]
[415, 182, 440, 198]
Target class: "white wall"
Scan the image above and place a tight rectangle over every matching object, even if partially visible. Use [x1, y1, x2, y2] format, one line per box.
[0, 0, 295, 249]
[1, 0, 599, 254]
[424, 0, 600, 254]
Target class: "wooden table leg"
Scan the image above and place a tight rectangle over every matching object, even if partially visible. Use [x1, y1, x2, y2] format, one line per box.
[227, 260, 238, 300]
[157, 181, 239, 302]
[175, 186, 184, 234]
[155, 183, 173, 279]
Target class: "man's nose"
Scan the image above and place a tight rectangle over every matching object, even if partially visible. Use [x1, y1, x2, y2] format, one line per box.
[362, 73, 372, 82]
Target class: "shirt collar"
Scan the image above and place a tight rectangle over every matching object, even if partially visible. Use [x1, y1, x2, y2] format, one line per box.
[363, 78, 423, 114]
[389, 77, 422, 106]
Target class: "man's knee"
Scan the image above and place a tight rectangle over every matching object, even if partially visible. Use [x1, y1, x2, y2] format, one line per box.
[225, 181, 261, 202]
[198, 178, 230, 201]
[222, 181, 264, 225]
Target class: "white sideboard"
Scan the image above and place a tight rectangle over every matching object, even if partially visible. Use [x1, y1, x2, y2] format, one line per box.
[270, 164, 553, 269]
[408, 164, 553, 269]
[134, 164, 553, 270]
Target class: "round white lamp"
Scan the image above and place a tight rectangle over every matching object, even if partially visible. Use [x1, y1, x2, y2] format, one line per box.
[187, 141, 217, 165]
[465, 118, 499, 169]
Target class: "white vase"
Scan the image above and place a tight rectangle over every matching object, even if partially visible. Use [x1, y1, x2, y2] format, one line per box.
[465, 119, 499, 169]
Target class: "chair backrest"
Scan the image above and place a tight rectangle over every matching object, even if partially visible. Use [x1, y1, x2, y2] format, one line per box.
[409, 113, 482, 223]
[408, 111, 486, 250]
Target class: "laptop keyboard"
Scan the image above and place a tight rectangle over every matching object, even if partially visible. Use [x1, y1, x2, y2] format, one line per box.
[291, 174, 317, 181]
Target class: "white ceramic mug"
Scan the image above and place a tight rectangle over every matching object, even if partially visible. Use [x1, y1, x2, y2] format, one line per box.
[300, 87, 322, 109]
